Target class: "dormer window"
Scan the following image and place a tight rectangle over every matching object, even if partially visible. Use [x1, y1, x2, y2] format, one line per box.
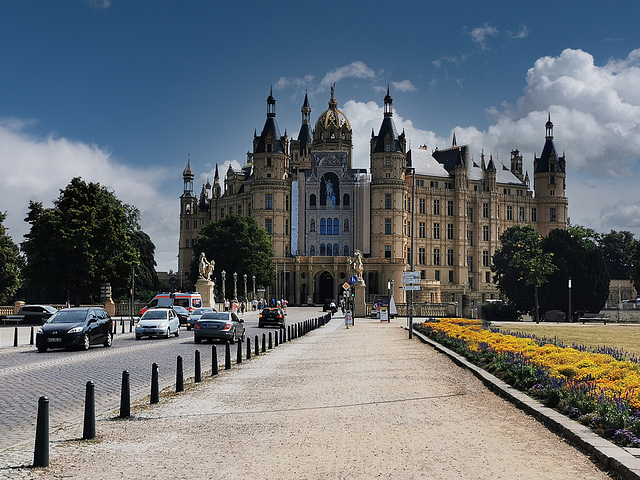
[385, 144, 391, 152]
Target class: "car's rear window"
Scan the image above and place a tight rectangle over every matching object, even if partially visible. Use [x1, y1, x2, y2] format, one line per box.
[49, 310, 87, 323]
[201, 313, 229, 321]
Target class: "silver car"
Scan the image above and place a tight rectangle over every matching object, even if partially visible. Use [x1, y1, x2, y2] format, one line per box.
[194, 311, 245, 344]
[136, 308, 180, 340]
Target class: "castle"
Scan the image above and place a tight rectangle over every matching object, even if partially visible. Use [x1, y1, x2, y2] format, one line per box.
[179, 86, 568, 306]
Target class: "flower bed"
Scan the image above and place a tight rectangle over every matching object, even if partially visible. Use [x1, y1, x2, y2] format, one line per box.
[415, 318, 640, 447]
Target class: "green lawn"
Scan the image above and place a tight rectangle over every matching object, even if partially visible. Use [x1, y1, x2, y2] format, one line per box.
[494, 322, 640, 357]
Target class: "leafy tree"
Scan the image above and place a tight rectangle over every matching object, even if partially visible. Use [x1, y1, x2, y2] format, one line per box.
[540, 228, 610, 316]
[631, 240, 640, 296]
[191, 214, 275, 299]
[0, 212, 22, 304]
[21, 177, 141, 304]
[125, 230, 159, 302]
[599, 230, 635, 279]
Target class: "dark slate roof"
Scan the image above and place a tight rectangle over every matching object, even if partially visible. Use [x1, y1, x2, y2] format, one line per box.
[432, 145, 469, 173]
[372, 116, 402, 153]
[534, 138, 566, 173]
[297, 123, 312, 154]
[254, 116, 284, 154]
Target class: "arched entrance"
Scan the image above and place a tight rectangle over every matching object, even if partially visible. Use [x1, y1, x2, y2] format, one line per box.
[316, 271, 334, 304]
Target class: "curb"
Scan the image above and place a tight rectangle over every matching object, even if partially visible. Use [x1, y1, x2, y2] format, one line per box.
[407, 326, 640, 480]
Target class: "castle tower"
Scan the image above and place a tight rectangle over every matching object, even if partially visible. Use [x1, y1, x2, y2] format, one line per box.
[179, 156, 197, 281]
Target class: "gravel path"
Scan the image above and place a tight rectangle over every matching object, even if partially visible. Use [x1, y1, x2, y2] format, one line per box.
[24, 316, 610, 479]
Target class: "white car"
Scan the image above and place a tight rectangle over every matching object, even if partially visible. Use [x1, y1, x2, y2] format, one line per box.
[136, 308, 180, 340]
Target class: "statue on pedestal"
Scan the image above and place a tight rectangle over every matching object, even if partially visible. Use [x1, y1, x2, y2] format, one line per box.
[198, 252, 215, 282]
[348, 249, 364, 282]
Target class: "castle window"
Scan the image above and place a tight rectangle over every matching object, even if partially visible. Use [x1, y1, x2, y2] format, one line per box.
[186, 239, 190, 248]
[433, 199, 440, 215]
[384, 218, 392, 235]
[343, 193, 350, 207]
[385, 194, 392, 209]
[265, 194, 273, 210]
[531, 208, 537, 222]
[267, 156, 272, 165]
[483, 203, 489, 218]
[506, 205, 513, 220]
[467, 230, 473, 246]
[483, 250, 490, 267]
[310, 194, 316, 208]
[418, 248, 426, 265]
[419, 222, 426, 238]
[550, 207, 557, 222]
[344, 219, 350, 232]
[447, 249, 454, 266]
[385, 156, 391, 166]
[185, 220, 190, 229]
[333, 244, 339, 256]
[320, 219, 326, 235]
[326, 218, 333, 235]
[286, 195, 290, 211]
[449, 270, 454, 283]
[433, 248, 440, 266]
[483, 225, 490, 242]
[419, 198, 425, 214]
[447, 200, 454, 216]
[265, 219, 272, 235]
[344, 245, 349, 256]
[320, 244, 326, 255]
[310, 220, 316, 232]
[385, 144, 391, 152]
[519, 207, 525, 221]
[237, 205, 242, 215]
[550, 190, 555, 196]
[334, 218, 339, 235]
[430, 181, 438, 188]
[447, 223, 454, 240]
[433, 222, 440, 239]
[385, 245, 391, 258]
[285, 219, 290, 235]
[486, 271, 491, 283]
[310, 245, 315, 256]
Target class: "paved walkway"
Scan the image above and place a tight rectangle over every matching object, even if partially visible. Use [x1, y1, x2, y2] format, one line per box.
[3, 315, 613, 479]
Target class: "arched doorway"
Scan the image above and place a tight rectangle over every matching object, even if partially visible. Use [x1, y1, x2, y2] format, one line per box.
[316, 271, 334, 304]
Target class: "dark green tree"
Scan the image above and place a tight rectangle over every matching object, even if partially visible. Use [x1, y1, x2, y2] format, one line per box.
[114, 230, 159, 302]
[21, 177, 141, 304]
[191, 214, 275, 299]
[631, 240, 640, 296]
[540, 227, 610, 317]
[598, 230, 635, 279]
[0, 212, 22, 304]
[491, 224, 556, 316]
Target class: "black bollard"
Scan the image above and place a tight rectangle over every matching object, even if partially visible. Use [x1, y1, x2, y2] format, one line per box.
[176, 355, 184, 392]
[225, 342, 231, 370]
[288, 325, 291, 341]
[236, 341, 242, 364]
[33, 395, 49, 467]
[121, 319, 125, 334]
[262, 333, 266, 353]
[211, 344, 218, 376]
[151, 363, 159, 404]
[30, 326, 35, 345]
[247, 337, 251, 359]
[129, 319, 133, 333]
[83, 381, 95, 439]
[14, 326, 18, 347]
[274, 330, 279, 347]
[195, 349, 202, 383]
[255, 335, 259, 356]
[120, 370, 131, 418]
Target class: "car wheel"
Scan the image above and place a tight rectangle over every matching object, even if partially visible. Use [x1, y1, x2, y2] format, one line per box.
[194, 336, 201, 344]
[103, 333, 113, 348]
[135, 335, 141, 340]
[82, 333, 90, 351]
[230, 329, 236, 344]
[165, 328, 171, 339]
[37, 346, 47, 353]
[241, 329, 246, 342]
[186, 326, 191, 331]
[175, 327, 180, 337]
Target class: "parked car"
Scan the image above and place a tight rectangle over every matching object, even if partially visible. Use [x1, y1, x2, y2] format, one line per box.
[323, 299, 337, 313]
[4, 304, 58, 325]
[172, 305, 191, 326]
[194, 311, 245, 344]
[258, 307, 286, 328]
[135, 307, 180, 340]
[35, 307, 113, 352]
[187, 307, 215, 330]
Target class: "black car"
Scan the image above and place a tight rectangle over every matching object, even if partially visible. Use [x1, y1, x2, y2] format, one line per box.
[13, 305, 58, 325]
[171, 305, 190, 326]
[258, 307, 286, 328]
[36, 307, 113, 352]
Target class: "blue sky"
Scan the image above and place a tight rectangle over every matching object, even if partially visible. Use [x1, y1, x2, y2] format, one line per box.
[2, 1, 640, 272]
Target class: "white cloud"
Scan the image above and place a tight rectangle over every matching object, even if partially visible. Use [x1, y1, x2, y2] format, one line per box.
[319, 61, 376, 89]
[469, 23, 498, 51]
[507, 25, 529, 39]
[392, 80, 417, 92]
[0, 122, 178, 272]
[84, 0, 111, 8]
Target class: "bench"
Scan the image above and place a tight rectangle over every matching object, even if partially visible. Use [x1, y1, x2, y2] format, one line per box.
[578, 313, 608, 324]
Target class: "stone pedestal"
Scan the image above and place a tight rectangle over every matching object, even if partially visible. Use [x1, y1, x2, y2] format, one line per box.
[195, 279, 215, 308]
[354, 281, 366, 318]
[104, 297, 115, 317]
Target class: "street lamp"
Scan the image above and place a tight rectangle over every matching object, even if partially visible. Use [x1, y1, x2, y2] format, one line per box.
[252, 275, 256, 301]
[221, 270, 226, 302]
[406, 166, 415, 339]
[243, 274, 247, 302]
[233, 272, 238, 302]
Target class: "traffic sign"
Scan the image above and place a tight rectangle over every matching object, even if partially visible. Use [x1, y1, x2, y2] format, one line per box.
[403, 271, 420, 284]
[349, 275, 358, 285]
[403, 285, 421, 291]
[342, 282, 350, 290]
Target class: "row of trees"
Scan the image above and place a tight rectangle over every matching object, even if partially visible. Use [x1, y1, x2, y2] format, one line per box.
[491, 224, 639, 319]
[1, 177, 160, 305]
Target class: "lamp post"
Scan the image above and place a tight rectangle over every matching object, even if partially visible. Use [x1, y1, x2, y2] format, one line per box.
[221, 270, 226, 302]
[618, 283, 621, 323]
[406, 166, 415, 339]
[568, 276, 572, 323]
[252, 275, 256, 301]
[243, 274, 247, 302]
[233, 272, 238, 302]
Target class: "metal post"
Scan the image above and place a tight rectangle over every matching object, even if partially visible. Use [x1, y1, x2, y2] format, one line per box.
[409, 167, 415, 339]
[221, 270, 226, 302]
[176, 356, 184, 392]
[244, 273, 247, 304]
[252, 275, 256, 301]
[233, 272, 238, 302]
[618, 283, 621, 323]
[83, 381, 95, 439]
[120, 370, 130, 418]
[33, 396, 49, 467]
[151, 363, 159, 403]
[195, 349, 202, 382]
